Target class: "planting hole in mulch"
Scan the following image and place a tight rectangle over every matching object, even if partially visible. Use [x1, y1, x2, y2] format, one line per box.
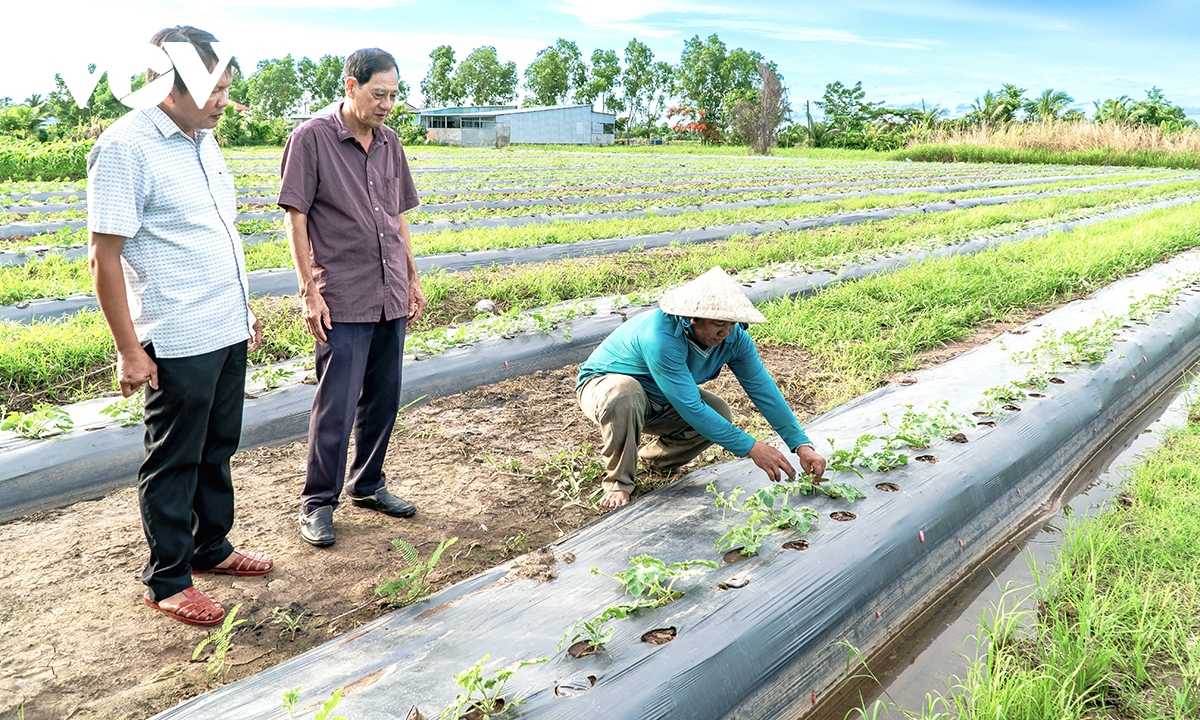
[977, 420, 997, 428]
[463, 699, 504, 720]
[567, 641, 602, 659]
[946, 432, 968, 443]
[1002, 404, 1022, 412]
[724, 548, 752, 563]
[554, 675, 598, 697]
[915, 455, 938, 463]
[1028, 393, 1046, 398]
[1049, 377, 1066, 384]
[718, 575, 750, 590]
[972, 411, 989, 417]
[875, 482, 900, 493]
[782, 540, 810, 551]
[830, 511, 857, 521]
[641, 627, 677, 645]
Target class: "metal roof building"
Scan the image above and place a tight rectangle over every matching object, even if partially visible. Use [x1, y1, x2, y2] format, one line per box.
[419, 104, 615, 147]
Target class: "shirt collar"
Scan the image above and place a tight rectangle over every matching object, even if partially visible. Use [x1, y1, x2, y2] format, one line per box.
[665, 312, 717, 358]
[145, 105, 210, 143]
[331, 101, 386, 149]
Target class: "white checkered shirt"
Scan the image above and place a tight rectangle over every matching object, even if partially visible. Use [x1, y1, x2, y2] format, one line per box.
[87, 106, 254, 359]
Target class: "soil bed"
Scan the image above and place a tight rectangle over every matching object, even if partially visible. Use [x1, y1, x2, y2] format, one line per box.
[0, 306, 1057, 719]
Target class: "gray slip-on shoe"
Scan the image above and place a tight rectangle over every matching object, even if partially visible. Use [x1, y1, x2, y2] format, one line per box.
[348, 487, 417, 518]
[299, 505, 336, 547]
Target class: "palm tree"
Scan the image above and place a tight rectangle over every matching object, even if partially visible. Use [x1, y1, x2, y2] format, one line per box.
[1093, 96, 1133, 124]
[1024, 89, 1073, 123]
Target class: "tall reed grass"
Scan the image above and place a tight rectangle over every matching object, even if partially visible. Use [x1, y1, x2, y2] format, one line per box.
[896, 121, 1200, 169]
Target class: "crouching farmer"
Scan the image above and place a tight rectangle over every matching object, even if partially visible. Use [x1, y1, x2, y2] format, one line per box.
[576, 267, 827, 508]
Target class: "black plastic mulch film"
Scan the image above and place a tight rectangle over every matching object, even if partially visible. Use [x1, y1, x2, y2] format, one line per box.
[147, 243, 1200, 719]
[1, 181, 1195, 324]
[0, 195, 1197, 525]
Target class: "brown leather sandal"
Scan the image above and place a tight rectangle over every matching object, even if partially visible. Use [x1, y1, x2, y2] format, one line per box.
[143, 587, 225, 627]
[194, 549, 274, 577]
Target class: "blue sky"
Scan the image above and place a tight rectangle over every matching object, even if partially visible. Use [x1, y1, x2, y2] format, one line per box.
[4, 0, 1197, 119]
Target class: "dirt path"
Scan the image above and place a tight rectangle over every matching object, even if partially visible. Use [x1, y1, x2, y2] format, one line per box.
[0, 320, 1029, 720]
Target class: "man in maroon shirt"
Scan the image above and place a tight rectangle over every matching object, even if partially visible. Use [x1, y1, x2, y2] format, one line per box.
[278, 48, 424, 547]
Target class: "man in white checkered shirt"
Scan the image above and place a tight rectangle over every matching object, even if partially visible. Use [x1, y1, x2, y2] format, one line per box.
[88, 26, 273, 627]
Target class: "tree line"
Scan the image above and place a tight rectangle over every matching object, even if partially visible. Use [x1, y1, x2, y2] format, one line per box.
[0, 32, 1194, 152]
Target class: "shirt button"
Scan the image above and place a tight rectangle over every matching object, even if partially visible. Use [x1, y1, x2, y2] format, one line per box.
[369, 180, 374, 185]
[379, 232, 384, 237]
[383, 260, 387, 265]
[375, 207, 379, 212]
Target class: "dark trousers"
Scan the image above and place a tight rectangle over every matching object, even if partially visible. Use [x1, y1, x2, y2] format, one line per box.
[302, 318, 406, 515]
[139, 341, 245, 601]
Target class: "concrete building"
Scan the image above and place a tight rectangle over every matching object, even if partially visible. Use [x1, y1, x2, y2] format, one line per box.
[420, 104, 616, 147]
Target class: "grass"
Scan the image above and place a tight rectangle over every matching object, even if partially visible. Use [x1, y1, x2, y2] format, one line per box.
[896, 121, 1200, 170]
[2, 182, 1196, 313]
[751, 202, 1200, 409]
[896, 143, 1200, 171]
[5, 194, 1200, 412]
[403, 178, 1200, 256]
[0, 295, 312, 410]
[884, 401, 1200, 719]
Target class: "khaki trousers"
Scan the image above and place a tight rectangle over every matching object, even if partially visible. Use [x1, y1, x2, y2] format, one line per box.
[577, 374, 733, 494]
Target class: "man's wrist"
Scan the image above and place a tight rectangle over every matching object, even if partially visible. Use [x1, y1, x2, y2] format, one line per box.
[793, 442, 814, 454]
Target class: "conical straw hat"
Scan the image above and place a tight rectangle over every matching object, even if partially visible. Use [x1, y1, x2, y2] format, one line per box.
[658, 266, 767, 324]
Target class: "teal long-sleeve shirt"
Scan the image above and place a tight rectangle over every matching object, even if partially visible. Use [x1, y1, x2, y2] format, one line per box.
[577, 309, 811, 457]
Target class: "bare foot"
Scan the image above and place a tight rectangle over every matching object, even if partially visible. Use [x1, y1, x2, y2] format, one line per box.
[600, 490, 630, 508]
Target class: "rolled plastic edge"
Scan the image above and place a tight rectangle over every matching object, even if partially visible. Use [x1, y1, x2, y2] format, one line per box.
[0, 195, 1194, 523]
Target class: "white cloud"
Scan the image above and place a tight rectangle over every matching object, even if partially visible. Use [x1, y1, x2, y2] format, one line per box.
[555, 0, 736, 37]
[726, 22, 946, 51]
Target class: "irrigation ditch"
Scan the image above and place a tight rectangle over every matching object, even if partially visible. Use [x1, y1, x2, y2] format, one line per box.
[148, 243, 1200, 720]
[1, 195, 1195, 528]
[841, 358, 1200, 717]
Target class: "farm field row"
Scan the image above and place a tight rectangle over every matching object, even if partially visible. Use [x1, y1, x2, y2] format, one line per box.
[8, 172, 1196, 256]
[3, 195, 1199, 431]
[3, 182, 1197, 310]
[5, 174, 1200, 720]
[1, 171, 1175, 242]
[0, 145, 1159, 199]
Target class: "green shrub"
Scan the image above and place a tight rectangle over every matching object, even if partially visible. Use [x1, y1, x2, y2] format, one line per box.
[396, 122, 427, 146]
[0, 138, 93, 180]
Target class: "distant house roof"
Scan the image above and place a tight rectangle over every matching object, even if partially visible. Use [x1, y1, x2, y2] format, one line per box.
[289, 99, 422, 122]
[418, 103, 615, 120]
[419, 105, 517, 116]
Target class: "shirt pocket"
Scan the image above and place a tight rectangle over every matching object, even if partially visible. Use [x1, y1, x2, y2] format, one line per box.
[381, 177, 403, 215]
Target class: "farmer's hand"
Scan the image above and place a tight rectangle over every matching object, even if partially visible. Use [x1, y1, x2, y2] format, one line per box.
[746, 440, 797, 483]
[248, 317, 263, 353]
[301, 287, 332, 343]
[796, 445, 827, 482]
[117, 345, 158, 397]
[408, 282, 426, 324]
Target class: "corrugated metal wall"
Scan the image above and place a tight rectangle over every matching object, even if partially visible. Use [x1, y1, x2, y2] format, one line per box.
[502, 106, 614, 145]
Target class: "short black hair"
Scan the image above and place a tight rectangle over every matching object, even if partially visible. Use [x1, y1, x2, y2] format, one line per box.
[344, 48, 399, 87]
[148, 25, 241, 97]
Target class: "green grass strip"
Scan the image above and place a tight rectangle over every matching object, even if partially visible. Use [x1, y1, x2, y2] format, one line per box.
[407, 178, 1200, 255]
[3, 182, 1197, 308]
[752, 202, 1200, 409]
[893, 407, 1200, 719]
[895, 142, 1200, 171]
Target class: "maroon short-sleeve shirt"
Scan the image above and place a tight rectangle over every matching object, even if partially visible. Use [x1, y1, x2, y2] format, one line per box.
[278, 104, 420, 323]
